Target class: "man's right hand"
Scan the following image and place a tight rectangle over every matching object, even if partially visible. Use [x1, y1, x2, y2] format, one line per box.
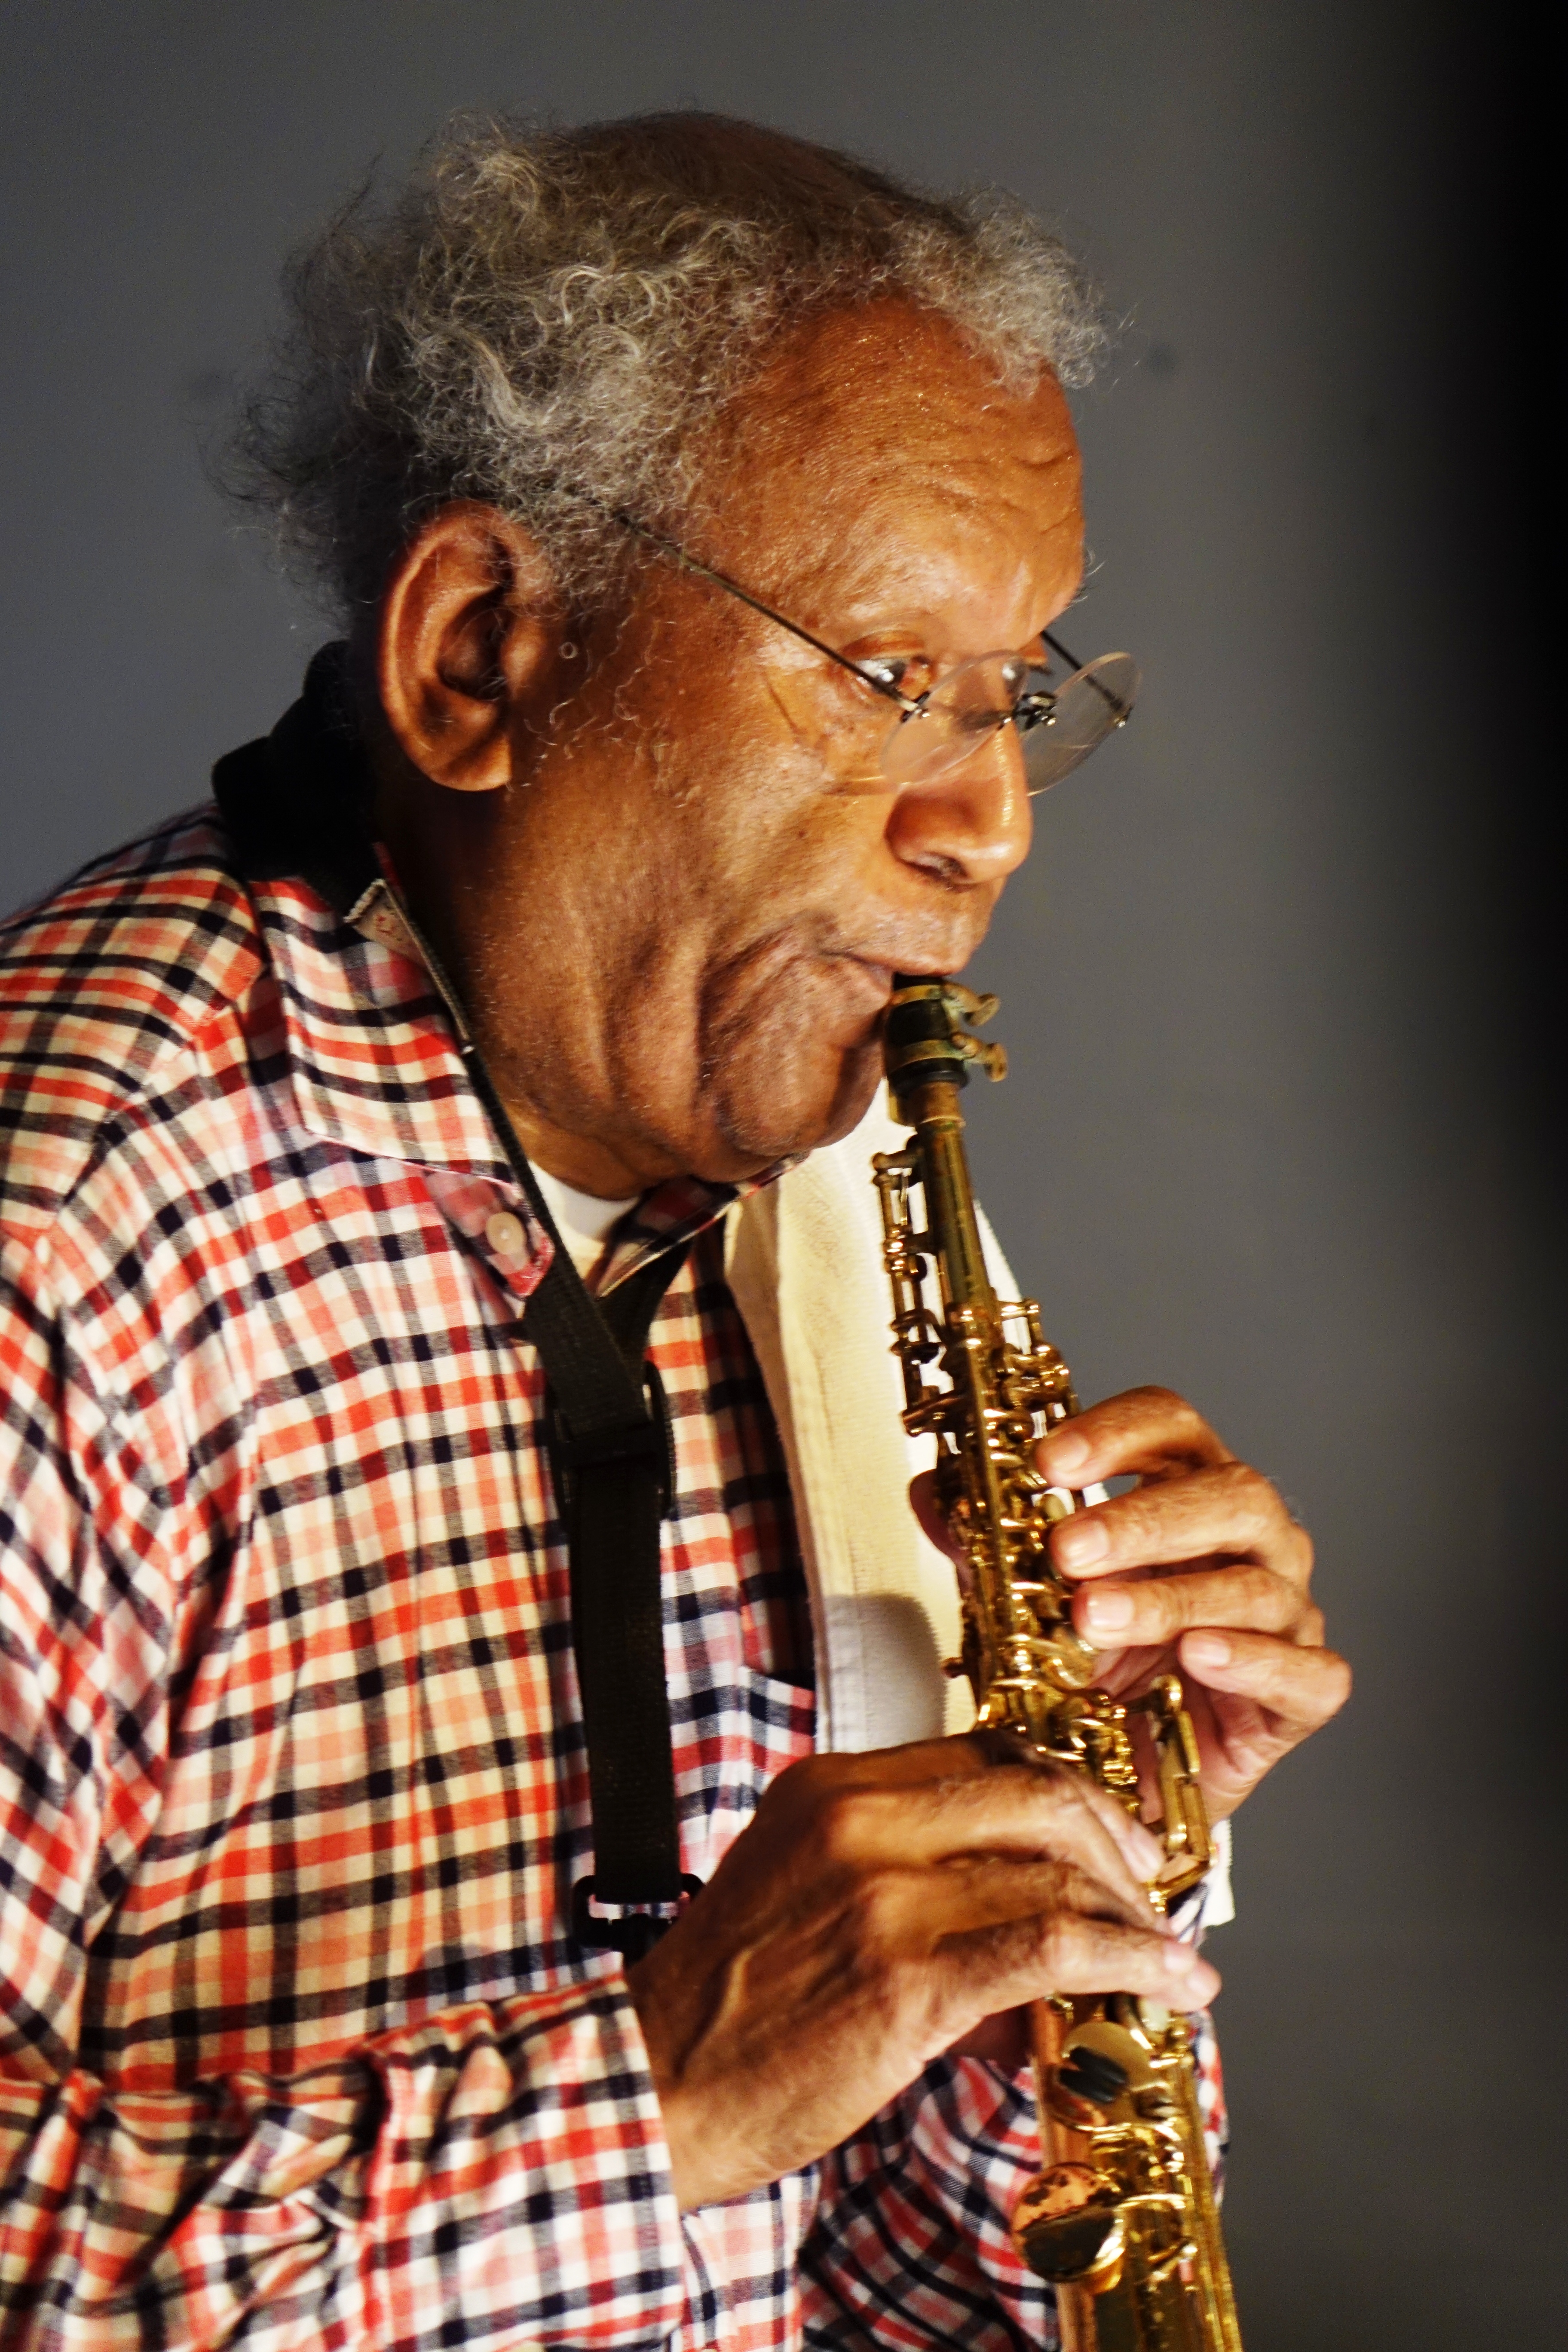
[625, 1734, 1219, 2211]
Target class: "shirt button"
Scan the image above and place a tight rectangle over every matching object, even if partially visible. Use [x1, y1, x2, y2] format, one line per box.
[485, 1210, 526, 1259]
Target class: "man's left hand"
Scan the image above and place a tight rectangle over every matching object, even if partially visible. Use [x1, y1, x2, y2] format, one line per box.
[1026, 1386, 1350, 1821]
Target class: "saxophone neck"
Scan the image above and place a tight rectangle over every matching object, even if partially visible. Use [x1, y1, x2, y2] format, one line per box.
[885, 975, 1005, 1317]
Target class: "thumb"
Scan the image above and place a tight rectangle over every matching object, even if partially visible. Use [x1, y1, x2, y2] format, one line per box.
[909, 1471, 964, 1567]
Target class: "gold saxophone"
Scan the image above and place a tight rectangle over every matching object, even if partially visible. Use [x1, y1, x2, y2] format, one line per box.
[873, 975, 1243, 2352]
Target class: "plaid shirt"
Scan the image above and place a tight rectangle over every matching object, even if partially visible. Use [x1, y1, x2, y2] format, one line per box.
[0, 802, 1224, 2352]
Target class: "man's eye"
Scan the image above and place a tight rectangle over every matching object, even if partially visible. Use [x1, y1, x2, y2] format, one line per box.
[860, 655, 934, 698]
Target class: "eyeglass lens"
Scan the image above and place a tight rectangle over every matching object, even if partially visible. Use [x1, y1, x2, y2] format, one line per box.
[876, 649, 1140, 797]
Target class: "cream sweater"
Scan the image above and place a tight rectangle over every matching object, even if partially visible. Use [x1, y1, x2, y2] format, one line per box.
[727, 1088, 1012, 1754]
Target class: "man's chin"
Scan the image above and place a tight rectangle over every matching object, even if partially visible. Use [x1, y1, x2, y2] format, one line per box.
[705, 1035, 884, 1176]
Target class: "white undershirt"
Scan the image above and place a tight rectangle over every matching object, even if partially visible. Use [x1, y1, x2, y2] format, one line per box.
[530, 1163, 641, 1277]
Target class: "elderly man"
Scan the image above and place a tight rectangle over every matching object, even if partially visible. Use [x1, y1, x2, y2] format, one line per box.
[0, 115, 1346, 2350]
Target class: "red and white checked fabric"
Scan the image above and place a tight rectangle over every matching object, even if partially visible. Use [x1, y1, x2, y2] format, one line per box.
[0, 805, 1225, 2352]
[801, 2044, 1229, 2349]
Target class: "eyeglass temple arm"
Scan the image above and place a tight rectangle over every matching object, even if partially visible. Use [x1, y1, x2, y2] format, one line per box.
[609, 499, 1087, 705]
[1041, 628, 1133, 724]
[608, 508, 918, 710]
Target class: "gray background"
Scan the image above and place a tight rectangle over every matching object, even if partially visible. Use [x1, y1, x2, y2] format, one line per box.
[1, 5, 1559, 2346]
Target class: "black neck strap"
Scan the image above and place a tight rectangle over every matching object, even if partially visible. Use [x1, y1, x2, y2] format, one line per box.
[213, 646, 698, 1961]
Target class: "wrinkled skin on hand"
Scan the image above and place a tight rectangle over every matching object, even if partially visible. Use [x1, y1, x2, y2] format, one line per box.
[627, 1733, 1220, 2211]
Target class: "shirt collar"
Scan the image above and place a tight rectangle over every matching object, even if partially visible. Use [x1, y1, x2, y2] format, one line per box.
[594, 1166, 774, 1297]
[251, 867, 509, 1183]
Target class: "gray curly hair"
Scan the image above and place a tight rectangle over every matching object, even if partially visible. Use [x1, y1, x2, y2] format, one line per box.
[231, 111, 1103, 625]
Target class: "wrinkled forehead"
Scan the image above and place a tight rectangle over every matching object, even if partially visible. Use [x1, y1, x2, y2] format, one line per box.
[699, 299, 1084, 635]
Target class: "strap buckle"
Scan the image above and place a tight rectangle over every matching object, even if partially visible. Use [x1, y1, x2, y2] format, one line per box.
[555, 1415, 665, 1472]
[550, 1359, 676, 1518]
[570, 1872, 704, 1963]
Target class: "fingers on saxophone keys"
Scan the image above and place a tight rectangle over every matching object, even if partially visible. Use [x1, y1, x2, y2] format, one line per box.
[947, 1885, 1222, 2011]
[1036, 1385, 1231, 1484]
[1076, 1562, 1301, 1648]
[830, 1764, 1163, 1907]
[1051, 1461, 1306, 1583]
[1013, 1773, 1164, 1908]
[1179, 1628, 1353, 1731]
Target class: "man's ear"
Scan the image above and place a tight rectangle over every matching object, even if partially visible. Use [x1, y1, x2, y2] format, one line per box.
[377, 503, 565, 793]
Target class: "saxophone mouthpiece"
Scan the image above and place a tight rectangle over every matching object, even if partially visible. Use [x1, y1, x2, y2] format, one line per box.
[885, 977, 1008, 1092]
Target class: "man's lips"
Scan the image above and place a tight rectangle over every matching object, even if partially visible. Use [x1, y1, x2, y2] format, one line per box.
[839, 952, 958, 1007]
[706, 934, 969, 1047]
[831, 952, 962, 1046]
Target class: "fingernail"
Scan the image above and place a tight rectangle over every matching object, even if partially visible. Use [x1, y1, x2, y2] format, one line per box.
[1083, 1586, 1132, 1633]
[1055, 1519, 1108, 1571]
[1163, 1942, 1204, 1981]
[1184, 1632, 1230, 1671]
[1041, 1430, 1090, 1476]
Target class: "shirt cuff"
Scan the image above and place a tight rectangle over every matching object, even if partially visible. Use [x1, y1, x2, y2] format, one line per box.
[1168, 1816, 1234, 1939]
[363, 1976, 688, 2349]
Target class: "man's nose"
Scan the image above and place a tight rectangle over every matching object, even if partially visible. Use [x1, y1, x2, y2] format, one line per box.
[882, 728, 1033, 886]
